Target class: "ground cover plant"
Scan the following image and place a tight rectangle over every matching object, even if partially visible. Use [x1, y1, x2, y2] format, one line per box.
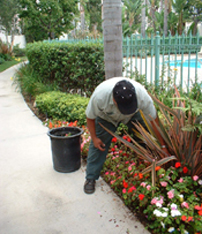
[98, 87, 202, 233]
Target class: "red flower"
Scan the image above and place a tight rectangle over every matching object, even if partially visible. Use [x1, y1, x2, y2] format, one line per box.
[181, 215, 187, 221]
[111, 147, 115, 152]
[155, 166, 161, 171]
[112, 137, 117, 143]
[175, 162, 181, 168]
[198, 210, 202, 216]
[73, 120, 78, 126]
[134, 173, 138, 178]
[183, 166, 188, 174]
[139, 173, 143, 179]
[123, 180, 128, 188]
[138, 194, 145, 200]
[128, 186, 136, 193]
[194, 204, 202, 211]
[48, 121, 53, 129]
[187, 216, 193, 222]
[123, 135, 127, 140]
[126, 137, 131, 142]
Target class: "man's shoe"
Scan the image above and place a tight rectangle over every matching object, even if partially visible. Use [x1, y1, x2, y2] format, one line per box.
[84, 179, 96, 194]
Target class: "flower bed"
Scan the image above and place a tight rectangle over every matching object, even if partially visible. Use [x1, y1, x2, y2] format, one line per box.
[46, 119, 202, 234]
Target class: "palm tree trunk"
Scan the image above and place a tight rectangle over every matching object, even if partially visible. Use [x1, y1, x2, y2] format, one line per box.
[103, 0, 123, 79]
[164, 0, 168, 36]
[80, 4, 85, 36]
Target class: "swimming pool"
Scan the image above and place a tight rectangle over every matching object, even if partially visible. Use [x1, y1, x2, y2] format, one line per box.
[165, 59, 202, 68]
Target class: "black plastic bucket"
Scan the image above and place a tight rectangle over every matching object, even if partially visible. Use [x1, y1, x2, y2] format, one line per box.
[47, 127, 83, 173]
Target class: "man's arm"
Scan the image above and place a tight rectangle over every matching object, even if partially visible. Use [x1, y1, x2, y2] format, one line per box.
[87, 118, 105, 151]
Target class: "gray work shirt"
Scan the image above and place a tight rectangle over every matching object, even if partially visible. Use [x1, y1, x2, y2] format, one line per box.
[86, 77, 157, 126]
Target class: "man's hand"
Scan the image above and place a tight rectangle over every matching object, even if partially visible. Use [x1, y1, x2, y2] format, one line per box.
[86, 118, 105, 151]
[93, 137, 106, 151]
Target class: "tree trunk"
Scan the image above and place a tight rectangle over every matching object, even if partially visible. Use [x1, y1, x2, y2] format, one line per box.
[80, 4, 85, 35]
[103, 0, 122, 79]
[164, 0, 168, 36]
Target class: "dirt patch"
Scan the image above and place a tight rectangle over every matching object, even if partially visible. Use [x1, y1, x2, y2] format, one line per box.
[23, 94, 46, 122]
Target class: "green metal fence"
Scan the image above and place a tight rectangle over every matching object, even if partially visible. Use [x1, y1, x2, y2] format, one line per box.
[123, 32, 202, 91]
[47, 32, 202, 91]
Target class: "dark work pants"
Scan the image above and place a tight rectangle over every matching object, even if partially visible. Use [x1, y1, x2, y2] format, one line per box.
[86, 111, 146, 180]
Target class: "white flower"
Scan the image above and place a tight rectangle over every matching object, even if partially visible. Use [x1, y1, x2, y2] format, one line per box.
[198, 179, 202, 185]
[171, 209, 181, 217]
[168, 227, 175, 233]
[183, 230, 189, 234]
[153, 209, 162, 217]
[153, 208, 168, 217]
[163, 207, 169, 212]
[170, 203, 178, 210]
[156, 202, 162, 208]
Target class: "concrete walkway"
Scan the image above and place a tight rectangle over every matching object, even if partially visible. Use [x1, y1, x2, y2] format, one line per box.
[0, 64, 150, 234]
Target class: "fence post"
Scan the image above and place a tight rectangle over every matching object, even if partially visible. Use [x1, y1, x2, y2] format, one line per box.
[155, 31, 160, 87]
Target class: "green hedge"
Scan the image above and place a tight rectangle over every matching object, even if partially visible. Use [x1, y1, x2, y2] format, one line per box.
[26, 41, 105, 96]
[36, 91, 89, 126]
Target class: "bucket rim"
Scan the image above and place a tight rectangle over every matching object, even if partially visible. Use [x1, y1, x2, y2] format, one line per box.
[47, 126, 84, 139]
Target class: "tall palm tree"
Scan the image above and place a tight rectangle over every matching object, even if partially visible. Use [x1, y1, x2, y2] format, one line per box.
[172, 0, 188, 35]
[103, 0, 122, 79]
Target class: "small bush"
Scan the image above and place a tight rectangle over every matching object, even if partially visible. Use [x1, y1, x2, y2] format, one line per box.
[36, 91, 89, 126]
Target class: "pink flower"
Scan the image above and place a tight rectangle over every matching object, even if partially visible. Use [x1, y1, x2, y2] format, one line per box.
[193, 175, 199, 181]
[146, 185, 151, 191]
[128, 186, 136, 193]
[151, 198, 158, 205]
[140, 182, 147, 187]
[167, 190, 175, 199]
[151, 196, 164, 207]
[160, 181, 168, 187]
[178, 178, 183, 183]
[128, 166, 132, 171]
[110, 180, 116, 185]
[105, 172, 109, 175]
[122, 188, 127, 194]
[181, 202, 189, 209]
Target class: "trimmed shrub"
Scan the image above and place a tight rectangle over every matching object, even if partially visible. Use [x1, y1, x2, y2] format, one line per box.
[26, 41, 105, 96]
[36, 91, 89, 126]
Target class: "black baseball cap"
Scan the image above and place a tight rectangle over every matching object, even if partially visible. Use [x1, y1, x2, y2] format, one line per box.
[113, 80, 138, 115]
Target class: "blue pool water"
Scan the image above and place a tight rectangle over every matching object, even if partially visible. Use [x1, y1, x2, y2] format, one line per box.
[167, 59, 202, 68]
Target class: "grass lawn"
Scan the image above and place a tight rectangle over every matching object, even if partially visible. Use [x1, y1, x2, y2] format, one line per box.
[0, 57, 27, 73]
